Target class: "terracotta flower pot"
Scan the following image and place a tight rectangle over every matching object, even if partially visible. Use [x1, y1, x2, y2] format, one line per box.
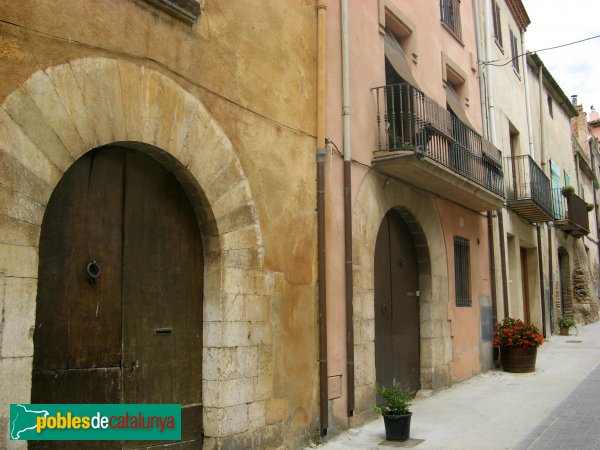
[560, 327, 569, 336]
[501, 346, 537, 373]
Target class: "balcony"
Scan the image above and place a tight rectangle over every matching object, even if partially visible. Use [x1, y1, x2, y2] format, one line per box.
[552, 188, 590, 237]
[505, 155, 553, 223]
[371, 83, 505, 212]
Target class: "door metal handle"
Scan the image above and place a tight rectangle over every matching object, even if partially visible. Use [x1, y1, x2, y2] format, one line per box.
[86, 259, 101, 283]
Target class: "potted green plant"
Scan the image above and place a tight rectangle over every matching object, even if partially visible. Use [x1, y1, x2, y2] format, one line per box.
[557, 317, 576, 336]
[494, 317, 544, 373]
[586, 203, 595, 212]
[374, 381, 414, 441]
[561, 186, 575, 197]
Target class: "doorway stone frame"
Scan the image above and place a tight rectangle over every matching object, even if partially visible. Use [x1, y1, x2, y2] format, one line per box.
[351, 171, 452, 423]
[0, 57, 274, 448]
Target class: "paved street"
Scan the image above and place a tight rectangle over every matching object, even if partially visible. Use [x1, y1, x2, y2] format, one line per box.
[518, 364, 600, 450]
[310, 321, 600, 450]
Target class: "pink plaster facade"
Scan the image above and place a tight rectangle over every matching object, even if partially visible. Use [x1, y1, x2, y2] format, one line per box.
[324, 0, 494, 429]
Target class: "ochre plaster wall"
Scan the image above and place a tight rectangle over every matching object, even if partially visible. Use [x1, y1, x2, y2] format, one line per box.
[0, 1, 320, 449]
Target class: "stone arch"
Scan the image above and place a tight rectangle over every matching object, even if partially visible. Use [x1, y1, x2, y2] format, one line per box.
[352, 171, 451, 417]
[0, 57, 270, 442]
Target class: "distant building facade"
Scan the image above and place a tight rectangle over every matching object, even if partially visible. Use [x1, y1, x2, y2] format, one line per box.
[323, 0, 503, 431]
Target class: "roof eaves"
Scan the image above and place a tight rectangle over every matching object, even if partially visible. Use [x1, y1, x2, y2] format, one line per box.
[506, 0, 531, 31]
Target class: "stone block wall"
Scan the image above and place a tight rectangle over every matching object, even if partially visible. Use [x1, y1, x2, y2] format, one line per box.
[0, 56, 317, 449]
[349, 172, 452, 426]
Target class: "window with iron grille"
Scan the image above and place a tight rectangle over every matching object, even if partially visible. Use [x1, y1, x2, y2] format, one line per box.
[440, 0, 462, 39]
[454, 236, 471, 307]
[492, 0, 503, 49]
[510, 29, 520, 76]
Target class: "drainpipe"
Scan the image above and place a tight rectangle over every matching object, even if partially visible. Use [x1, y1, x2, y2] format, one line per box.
[475, 0, 497, 336]
[498, 210, 509, 316]
[483, 0, 497, 145]
[524, 33, 545, 332]
[317, 0, 328, 436]
[473, 0, 489, 138]
[548, 225, 554, 332]
[537, 61, 552, 331]
[341, 0, 355, 417]
[536, 225, 547, 336]
[522, 32, 535, 159]
[538, 64, 546, 173]
[487, 213, 498, 323]
[317, 147, 328, 436]
[483, 0, 508, 316]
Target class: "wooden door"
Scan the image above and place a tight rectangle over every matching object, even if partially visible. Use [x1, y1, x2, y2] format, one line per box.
[32, 147, 203, 449]
[520, 248, 531, 324]
[375, 209, 420, 391]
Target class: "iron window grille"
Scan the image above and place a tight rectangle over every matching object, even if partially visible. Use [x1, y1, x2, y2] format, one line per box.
[454, 236, 471, 307]
[440, 0, 462, 39]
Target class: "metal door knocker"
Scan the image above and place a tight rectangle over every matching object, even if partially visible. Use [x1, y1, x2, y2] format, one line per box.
[86, 259, 101, 283]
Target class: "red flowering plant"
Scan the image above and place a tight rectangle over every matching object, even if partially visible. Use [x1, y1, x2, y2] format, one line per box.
[493, 317, 544, 349]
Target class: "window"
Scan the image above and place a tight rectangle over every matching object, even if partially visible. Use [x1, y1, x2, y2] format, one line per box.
[509, 122, 520, 156]
[547, 95, 554, 118]
[564, 170, 571, 187]
[454, 236, 471, 307]
[492, 0, 503, 49]
[510, 29, 520, 76]
[440, 0, 462, 39]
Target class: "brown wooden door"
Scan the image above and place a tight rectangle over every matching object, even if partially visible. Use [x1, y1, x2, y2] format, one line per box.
[32, 147, 203, 449]
[375, 209, 420, 391]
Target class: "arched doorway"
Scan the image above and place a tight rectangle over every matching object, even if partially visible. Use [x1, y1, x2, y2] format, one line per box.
[558, 247, 572, 319]
[374, 208, 420, 391]
[31, 146, 204, 449]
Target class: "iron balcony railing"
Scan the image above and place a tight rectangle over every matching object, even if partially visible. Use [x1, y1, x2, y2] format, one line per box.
[505, 155, 553, 219]
[440, 0, 462, 39]
[552, 188, 590, 235]
[372, 83, 504, 197]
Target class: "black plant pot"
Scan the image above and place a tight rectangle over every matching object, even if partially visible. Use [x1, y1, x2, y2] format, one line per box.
[383, 413, 412, 441]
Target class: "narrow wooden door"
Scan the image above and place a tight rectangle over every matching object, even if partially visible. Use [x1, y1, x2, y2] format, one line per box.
[520, 248, 531, 324]
[32, 147, 203, 449]
[375, 209, 420, 391]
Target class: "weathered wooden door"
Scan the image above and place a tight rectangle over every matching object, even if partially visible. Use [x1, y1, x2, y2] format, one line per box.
[374, 209, 420, 391]
[32, 147, 203, 449]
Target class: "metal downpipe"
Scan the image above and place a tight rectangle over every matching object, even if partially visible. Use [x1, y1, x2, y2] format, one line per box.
[548, 225, 554, 332]
[537, 225, 547, 336]
[317, 0, 328, 436]
[317, 148, 328, 436]
[498, 210, 509, 316]
[341, 0, 355, 417]
[487, 213, 498, 323]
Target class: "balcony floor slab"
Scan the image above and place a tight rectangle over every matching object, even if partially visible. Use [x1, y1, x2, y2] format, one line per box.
[372, 151, 504, 212]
